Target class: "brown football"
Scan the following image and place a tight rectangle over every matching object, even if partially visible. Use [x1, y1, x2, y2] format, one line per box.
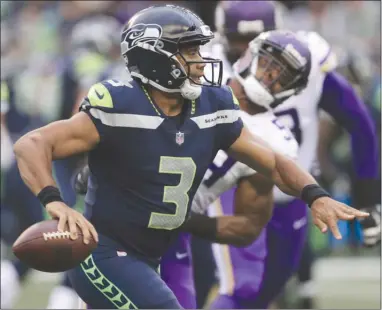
[12, 220, 97, 273]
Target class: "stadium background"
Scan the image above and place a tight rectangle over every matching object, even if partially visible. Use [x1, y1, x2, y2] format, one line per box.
[1, 1, 380, 309]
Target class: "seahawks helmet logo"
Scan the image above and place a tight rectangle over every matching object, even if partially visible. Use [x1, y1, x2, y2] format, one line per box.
[121, 24, 162, 53]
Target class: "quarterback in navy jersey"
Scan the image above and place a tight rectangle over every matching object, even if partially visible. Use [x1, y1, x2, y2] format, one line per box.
[14, 5, 368, 309]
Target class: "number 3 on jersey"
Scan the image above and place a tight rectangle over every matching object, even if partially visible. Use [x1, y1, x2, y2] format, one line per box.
[148, 157, 196, 230]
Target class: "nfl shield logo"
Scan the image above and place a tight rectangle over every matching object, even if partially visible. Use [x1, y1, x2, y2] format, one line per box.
[175, 131, 185, 145]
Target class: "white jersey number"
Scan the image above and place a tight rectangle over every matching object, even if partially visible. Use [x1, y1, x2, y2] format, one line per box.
[148, 157, 196, 230]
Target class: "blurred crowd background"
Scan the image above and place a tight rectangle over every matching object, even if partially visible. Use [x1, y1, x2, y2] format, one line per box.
[1, 1, 381, 309]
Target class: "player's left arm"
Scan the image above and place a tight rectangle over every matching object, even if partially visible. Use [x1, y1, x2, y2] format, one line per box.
[216, 85, 368, 239]
[181, 174, 274, 247]
[227, 125, 369, 239]
[319, 71, 380, 246]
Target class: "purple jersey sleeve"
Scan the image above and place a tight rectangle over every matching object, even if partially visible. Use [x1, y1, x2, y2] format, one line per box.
[319, 71, 379, 180]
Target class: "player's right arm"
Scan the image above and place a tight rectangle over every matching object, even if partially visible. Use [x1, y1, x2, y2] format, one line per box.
[13, 111, 100, 243]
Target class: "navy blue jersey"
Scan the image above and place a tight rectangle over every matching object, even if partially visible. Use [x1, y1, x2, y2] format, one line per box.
[80, 79, 242, 260]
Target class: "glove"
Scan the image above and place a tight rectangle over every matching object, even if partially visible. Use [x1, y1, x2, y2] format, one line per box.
[358, 204, 381, 247]
[73, 165, 90, 195]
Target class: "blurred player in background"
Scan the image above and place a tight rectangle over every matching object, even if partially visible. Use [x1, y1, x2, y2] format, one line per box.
[1, 9, 124, 309]
[0, 18, 49, 307]
[0, 80, 20, 309]
[190, 1, 379, 308]
[1, 81, 14, 173]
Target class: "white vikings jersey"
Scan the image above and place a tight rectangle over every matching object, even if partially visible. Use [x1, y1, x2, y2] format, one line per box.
[272, 31, 338, 203]
[191, 110, 299, 214]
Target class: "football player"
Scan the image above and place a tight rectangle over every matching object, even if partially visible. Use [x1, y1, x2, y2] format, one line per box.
[13, 5, 368, 309]
[192, 1, 378, 309]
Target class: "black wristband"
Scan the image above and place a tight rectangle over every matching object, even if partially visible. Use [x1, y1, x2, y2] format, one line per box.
[301, 184, 331, 208]
[180, 213, 218, 239]
[37, 186, 64, 207]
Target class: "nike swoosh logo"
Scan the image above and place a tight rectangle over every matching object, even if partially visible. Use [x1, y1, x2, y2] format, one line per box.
[117, 251, 127, 257]
[293, 217, 307, 230]
[175, 252, 188, 260]
[95, 89, 104, 100]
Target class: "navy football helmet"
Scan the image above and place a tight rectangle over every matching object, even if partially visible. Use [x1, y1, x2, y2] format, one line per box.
[234, 30, 312, 109]
[121, 4, 223, 100]
[215, 1, 284, 63]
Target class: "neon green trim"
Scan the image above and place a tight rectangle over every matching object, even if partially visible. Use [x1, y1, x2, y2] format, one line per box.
[81, 255, 138, 309]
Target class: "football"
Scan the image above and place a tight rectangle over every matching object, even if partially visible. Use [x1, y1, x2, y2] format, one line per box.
[12, 219, 97, 273]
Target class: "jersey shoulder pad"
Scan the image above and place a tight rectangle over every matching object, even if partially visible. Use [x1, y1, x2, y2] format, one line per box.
[83, 79, 136, 113]
[297, 31, 338, 73]
[203, 85, 240, 112]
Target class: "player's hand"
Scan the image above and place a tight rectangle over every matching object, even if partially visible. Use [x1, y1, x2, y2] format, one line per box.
[358, 204, 381, 247]
[46, 202, 98, 244]
[310, 197, 370, 239]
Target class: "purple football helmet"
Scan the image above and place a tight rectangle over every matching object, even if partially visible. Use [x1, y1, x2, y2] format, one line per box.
[234, 30, 312, 109]
[215, 1, 284, 63]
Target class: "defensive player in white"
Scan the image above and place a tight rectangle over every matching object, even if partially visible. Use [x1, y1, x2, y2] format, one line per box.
[194, 1, 379, 308]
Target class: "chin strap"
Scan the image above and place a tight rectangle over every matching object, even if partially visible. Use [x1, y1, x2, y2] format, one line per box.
[180, 79, 202, 100]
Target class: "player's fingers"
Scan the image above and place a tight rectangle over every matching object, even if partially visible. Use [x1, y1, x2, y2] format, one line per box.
[339, 205, 369, 218]
[76, 219, 90, 244]
[336, 211, 355, 220]
[86, 221, 99, 243]
[68, 214, 78, 240]
[57, 213, 68, 233]
[328, 218, 342, 240]
[313, 217, 328, 233]
[351, 209, 370, 218]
